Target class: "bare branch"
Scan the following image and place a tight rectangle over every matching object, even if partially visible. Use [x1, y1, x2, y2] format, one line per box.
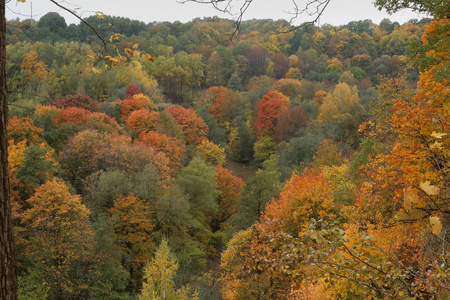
[183, 0, 333, 41]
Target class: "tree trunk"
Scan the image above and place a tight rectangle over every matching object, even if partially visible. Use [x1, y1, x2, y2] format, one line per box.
[0, 0, 18, 298]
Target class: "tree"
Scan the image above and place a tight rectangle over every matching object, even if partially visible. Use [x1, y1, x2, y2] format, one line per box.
[125, 109, 160, 137]
[211, 165, 244, 232]
[270, 53, 289, 79]
[109, 193, 155, 290]
[220, 226, 290, 299]
[227, 73, 243, 91]
[166, 106, 209, 145]
[272, 78, 302, 100]
[285, 67, 302, 80]
[121, 94, 158, 121]
[205, 53, 225, 86]
[59, 129, 109, 191]
[273, 106, 309, 143]
[255, 91, 290, 139]
[13, 143, 59, 204]
[253, 135, 276, 164]
[140, 239, 198, 300]
[195, 140, 226, 166]
[139, 130, 185, 175]
[19, 179, 96, 299]
[125, 84, 142, 98]
[374, 0, 449, 18]
[264, 172, 336, 236]
[176, 157, 219, 259]
[236, 156, 281, 229]
[318, 82, 363, 147]
[312, 138, 343, 168]
[1, 1, 18, 297]
[37, 12, 67, 31]
[52, 94, 100, 112]
[1, 2, 154, 297]
[19, 50, 48, 84]
[53, 107, 91, 126]
[177, 157, 219, 221]
[207, 88, 241, 127]
[7, 116, 45, 146]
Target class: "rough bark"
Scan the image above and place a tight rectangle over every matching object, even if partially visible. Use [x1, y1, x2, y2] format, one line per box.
[0, 0, 18, 298]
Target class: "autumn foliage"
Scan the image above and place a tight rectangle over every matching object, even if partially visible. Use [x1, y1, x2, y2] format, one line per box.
[5, 9, 450, 300]
[205, 87, 241, 126]
[109, 193, 154, 288]
[166, 106, 209, 145]
[125, 84, 142, 98]
[255, 98, 288, 138]
[53, 107, 91, 126]
[125, 109, 159, 136]
[121, 94, 157, 120]
[7, 116, 45, 145]
[139, 130, 185, 174]
[19, 179, 95, 298]
[263, 172, 335, 236]
[273, 106, 309, 143]
[52, 94, 100, 112]
[211, 165, 243, 231]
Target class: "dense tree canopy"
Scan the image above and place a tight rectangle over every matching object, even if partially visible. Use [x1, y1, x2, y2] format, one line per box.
[1, 1, 448, 299]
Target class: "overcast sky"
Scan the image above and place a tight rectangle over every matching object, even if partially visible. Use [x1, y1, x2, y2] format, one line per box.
[6, 0, 426, 26]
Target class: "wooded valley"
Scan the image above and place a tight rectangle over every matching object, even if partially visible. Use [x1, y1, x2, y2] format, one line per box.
[3, 3, 450, 299]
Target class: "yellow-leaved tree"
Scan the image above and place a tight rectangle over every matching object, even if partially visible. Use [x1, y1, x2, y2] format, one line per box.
[140, 239, 198, 300]
[19, 179, 96, 299]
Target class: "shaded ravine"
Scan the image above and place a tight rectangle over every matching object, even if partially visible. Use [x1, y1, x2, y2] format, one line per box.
[224, 160, 256, 183]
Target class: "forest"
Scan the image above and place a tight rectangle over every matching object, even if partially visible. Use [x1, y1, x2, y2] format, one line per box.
[3, 0, 449, 299]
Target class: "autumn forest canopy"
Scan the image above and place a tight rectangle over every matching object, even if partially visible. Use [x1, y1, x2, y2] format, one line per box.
[3, 1, 450, 299]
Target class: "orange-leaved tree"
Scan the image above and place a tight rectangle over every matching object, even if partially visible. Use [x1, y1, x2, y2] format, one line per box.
[125, 109, 159, 137]
[344, 18, 450, 298]
[166, 106, 209, 145]
[139, 130, 185, 175]
[53, 107, 91, 126]
[255, 98, 288, 139]
[120, 93, 157, 121]
[210, 165, 244, 232]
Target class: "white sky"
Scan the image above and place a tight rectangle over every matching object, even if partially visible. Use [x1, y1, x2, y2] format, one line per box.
[6, 0, 427, 26]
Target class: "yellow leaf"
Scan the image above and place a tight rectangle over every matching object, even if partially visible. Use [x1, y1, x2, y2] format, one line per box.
[96, 11, 104, 20]
[404, 187, 415, 211]
[142, 53, 154, 62]
[420, 181, 440, 196]
[430, 141, 443, 150]
[431, 131, 447, 139]
[133, 50, 140, 59]
[132, 44, 139, 50]
[429, 216, 442, 235]
[124, 48, 134, 56]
